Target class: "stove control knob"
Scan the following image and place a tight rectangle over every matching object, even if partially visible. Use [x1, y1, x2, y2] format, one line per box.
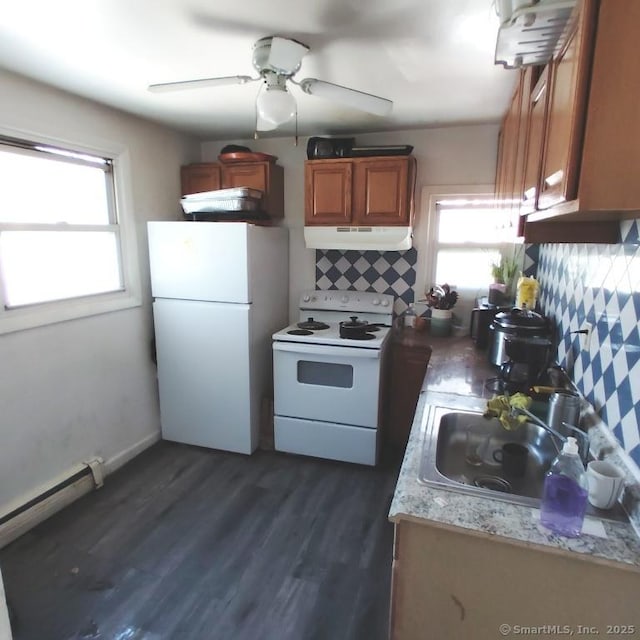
[302, 294, 311, 302]
[341, 295, 349, 303]
[381, 299, 390, 307]
[372, 298, 380, 305]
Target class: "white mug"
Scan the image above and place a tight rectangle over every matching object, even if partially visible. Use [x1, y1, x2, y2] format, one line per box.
[586, 461, 626, 510]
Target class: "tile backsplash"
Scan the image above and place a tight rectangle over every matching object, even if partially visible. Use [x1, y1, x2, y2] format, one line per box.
[314, 221, 640, 470]
[534, 219, 640, 467]
[315, 248, 417, 315]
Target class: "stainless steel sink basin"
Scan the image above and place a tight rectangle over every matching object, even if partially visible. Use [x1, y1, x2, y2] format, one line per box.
[418, 405, 627, 521]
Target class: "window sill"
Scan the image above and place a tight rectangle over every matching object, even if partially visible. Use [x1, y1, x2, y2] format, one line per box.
[0, 290, 142, 335]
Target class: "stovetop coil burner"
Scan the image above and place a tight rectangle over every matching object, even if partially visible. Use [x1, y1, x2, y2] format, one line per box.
[344, 333, 377, 341]
[288, 329, 314, 336]
[297, 317, 330, 331]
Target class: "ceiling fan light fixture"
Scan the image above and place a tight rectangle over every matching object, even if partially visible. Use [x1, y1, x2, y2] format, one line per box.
[256, 85, 296, 126]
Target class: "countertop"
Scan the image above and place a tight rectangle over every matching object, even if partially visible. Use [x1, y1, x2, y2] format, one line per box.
[388, 330, 640, 569]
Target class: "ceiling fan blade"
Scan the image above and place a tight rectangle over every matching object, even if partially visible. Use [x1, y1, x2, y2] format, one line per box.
[267, 36, 309, 74]
[298, 79, 392, 116]
[148, 75, 255, 93]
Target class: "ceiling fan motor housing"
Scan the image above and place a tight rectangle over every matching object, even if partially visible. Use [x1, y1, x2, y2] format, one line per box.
[252, 36, 307, 77]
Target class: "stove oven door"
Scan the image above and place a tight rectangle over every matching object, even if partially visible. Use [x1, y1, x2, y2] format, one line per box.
[273, 341, 382, 428]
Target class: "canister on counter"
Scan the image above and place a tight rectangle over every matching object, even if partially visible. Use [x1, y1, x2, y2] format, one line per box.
[547, 390, 581, 432]
[515, 276, 539, 309]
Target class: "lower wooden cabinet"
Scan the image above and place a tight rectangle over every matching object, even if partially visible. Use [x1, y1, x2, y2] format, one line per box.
[390, 519, 640, 639]
[386, 330, 432, 449]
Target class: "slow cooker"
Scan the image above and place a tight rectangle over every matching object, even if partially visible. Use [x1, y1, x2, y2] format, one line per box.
[488, 308, 551, 366]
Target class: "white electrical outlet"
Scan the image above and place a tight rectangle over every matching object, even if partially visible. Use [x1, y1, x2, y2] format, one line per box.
[580, 323, 593, 351]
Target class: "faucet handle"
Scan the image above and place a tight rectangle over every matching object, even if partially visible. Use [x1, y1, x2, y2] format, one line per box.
[596, 445, 615, 461]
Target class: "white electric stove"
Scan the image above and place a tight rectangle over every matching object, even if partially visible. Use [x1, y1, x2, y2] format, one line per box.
[272, 289, 394, 465]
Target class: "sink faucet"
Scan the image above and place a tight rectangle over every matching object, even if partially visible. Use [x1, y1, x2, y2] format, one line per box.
[516, 407, 590, 465]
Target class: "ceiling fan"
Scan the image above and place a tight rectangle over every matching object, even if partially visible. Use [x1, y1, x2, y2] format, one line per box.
[148, 36, 393, 131]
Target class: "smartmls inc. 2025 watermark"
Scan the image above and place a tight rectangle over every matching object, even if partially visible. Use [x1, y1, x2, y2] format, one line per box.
[498, 623, 636, 636]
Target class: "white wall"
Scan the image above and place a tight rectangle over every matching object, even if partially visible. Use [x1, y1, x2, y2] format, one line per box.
[201, 124, 500, 321]
[0, 70, 199, 513]
[0, 568, 10, 640]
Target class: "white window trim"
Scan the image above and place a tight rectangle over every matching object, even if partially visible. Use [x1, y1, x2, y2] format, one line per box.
[0, 126, 142, 335]
[414, 184, 497, 301]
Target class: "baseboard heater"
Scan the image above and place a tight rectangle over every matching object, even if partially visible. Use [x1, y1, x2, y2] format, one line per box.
[0, 458, 104, 550]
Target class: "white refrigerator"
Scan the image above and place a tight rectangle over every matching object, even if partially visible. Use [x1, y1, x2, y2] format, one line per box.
[147, 221, 288, 454]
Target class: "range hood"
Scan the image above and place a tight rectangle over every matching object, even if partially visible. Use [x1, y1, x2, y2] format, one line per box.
[495, 0, 577, 69]
[304, 226, 412, 251]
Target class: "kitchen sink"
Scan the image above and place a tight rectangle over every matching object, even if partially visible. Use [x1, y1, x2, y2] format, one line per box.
[418, 405, 627, 521]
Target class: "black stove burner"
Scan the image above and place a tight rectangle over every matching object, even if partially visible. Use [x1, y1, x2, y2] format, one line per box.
[366, 325, 380, 332]
[344, 332, 377, 341]
[288, 329, 314, 336]
[297, 317, 330, 330]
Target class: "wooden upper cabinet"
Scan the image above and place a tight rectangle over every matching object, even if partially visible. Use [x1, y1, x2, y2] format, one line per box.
[520, 0, 640, 230]
[537, 0, 596, 211]
[500, 81, 522, 210]
[513, 67, 538, 211]
[180, 163, 221, 196]
[221, 162, 267, 191]
[576, 0, 640, 213]
[180, 160, 284, 219]
[494, 66, 538, 233]
[521, 67, 550, 215]
[221, 162, 284, 219]
[304, 161, 352, 224]
[355, 158, 411, 225]
[305, 156, 415, 226]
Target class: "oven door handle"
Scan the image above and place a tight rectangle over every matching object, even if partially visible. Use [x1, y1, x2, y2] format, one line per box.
[273, 341, 381, 359]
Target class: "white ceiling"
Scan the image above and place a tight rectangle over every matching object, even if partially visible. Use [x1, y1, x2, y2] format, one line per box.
[0, 0, 518, 140]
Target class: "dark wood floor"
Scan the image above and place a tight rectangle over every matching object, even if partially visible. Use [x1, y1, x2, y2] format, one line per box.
[0, 442, 401, 640]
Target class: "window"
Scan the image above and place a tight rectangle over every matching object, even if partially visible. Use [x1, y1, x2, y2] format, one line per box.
[430, 197, 519, 291]
[415, 185, 522, 330]
[0, 133, 140, 333]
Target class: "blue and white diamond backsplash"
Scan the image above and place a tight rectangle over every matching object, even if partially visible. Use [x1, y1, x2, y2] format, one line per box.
[316, 248, 417, 315]
[535, 221, 640, 466]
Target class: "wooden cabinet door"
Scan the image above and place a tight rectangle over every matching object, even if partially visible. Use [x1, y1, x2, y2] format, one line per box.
[386, 343, 431, 448]
[304, 162, 353, 224]
[180, 163, 222, 195]
[494, 125, 507, 206]
[221, 162, 267, 192]
[537, 1, 596, 210]
[578, 0, 640, 212]
[495, 77, 521, 212]
[354, 157, 410, 225]
[520, 67, 550, 215]
[513, 67, 538, 209]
